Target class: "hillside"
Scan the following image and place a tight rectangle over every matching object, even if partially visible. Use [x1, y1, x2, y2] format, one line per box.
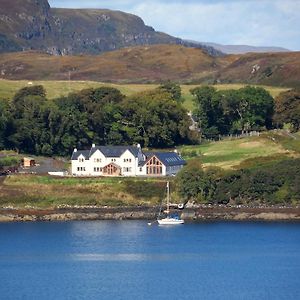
[0, 0, 221, 56]
[0, 45, 227, 82]
[214, 51, 300, 88]
[0, 44, 299, 87]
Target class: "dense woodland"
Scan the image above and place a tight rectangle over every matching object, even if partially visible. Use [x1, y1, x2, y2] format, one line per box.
[0, 83, 193, 156]
[0, 83, 299, 156]
[175, 158, 300, 205]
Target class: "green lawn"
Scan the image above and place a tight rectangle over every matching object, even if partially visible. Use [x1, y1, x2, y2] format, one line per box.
[0, 80, 289, 111]
[179, 132, 294, 169]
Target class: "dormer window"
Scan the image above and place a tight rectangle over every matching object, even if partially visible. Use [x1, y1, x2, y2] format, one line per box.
[78, 158, 84, 162]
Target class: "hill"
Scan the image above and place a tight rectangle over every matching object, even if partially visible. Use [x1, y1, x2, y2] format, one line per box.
[0, 45, 299, 88]
[0, 45, 227, 82]
[213, 51, 300, 88]
[0, 0, 221, 56]
[195, 42, 290, 54]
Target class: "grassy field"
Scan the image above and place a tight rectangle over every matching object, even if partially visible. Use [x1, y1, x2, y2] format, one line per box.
[179, 131, 299, 169]
[0, 79, 289, 111]
[0, 175, 170, 208]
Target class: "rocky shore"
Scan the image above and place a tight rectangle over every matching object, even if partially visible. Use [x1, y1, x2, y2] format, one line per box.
[0, 206, 300, 222]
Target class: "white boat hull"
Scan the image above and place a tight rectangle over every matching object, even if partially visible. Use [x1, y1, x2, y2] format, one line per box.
[158, 218, 184, 225]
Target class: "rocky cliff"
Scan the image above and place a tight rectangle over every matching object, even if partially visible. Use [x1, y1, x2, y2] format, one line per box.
[0, 0, 222, 56]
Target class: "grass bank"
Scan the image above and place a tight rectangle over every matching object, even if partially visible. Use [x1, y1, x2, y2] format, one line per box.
[0, 80, 289, 111]
[179, 130, 299, 169]
[0, 175, 170, 208]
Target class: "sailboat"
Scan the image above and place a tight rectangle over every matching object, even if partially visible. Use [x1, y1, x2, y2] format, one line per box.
[157, 181, 184, 225]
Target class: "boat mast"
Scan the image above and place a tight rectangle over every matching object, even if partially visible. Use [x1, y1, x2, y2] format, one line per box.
[167, 181, 170, 215]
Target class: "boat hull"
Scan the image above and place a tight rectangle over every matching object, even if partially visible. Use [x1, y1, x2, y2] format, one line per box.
[157, 218, 184, 225]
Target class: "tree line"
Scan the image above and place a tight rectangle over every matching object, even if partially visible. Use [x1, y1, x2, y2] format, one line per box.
[191, 86, 300, 139]
[0, 83, 298, 156]
[0, 83, 193, 156]
[176, 158, 300, 205]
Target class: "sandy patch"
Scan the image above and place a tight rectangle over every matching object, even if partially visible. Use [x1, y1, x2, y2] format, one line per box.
[239, 141, 263, 148]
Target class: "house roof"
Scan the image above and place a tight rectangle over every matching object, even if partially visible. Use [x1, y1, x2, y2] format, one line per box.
[71, 150, 90, 160]
[72, 145, 141, 160]
[144, 152, 186, 167]
[90, 146, 140, 158]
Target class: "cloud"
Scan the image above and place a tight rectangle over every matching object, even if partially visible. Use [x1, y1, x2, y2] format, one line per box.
[49, 0, 300, 50]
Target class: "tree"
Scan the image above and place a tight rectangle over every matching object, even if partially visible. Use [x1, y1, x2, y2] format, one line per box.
[237, 86, 274, 132]
[158, 81, 182, 103]
[121, 89, 191, 148]
[191, 86, 214, 135]
[0, 99, 10, 149]
[11, 85, 46, 118]
[191, 85, 275, 138]
[176, 161, 220, 203]
[274, 89, 300, 132]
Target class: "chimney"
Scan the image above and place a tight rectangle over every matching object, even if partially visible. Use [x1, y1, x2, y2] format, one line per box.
[74, 148, 78, 153]
[137, 143, 141, 148]
[174, 149, 178, 153]
[92, 143, 96, 148]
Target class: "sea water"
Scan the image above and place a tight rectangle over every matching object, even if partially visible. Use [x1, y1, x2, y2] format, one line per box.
[0, 221, 300, 300]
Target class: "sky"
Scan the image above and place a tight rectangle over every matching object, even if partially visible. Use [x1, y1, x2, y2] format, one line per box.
[49, 0, 300, 50]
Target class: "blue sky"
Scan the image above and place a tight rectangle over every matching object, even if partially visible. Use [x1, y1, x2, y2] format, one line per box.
[49, 0, 300, 50]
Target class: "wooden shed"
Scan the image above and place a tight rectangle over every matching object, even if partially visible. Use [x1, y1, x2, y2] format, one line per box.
[23, 157, 35, 168]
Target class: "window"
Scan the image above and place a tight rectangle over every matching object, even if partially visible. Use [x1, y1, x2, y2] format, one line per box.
[139, 167, 142, 172]
[94, 158, 101, 163]
[124, 158, 132, 163]
[77, 167, 80, 171]
[78, 158, 84, 162]
[111, 158, 116, 162]
[123, 167, 132, 172]
[146, 156, 162, 175]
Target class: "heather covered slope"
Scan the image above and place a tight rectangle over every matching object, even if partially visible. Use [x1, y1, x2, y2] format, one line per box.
[0, 45, 227, 82]
[214, 51, 300, 88]
[0, 45, 299, 87]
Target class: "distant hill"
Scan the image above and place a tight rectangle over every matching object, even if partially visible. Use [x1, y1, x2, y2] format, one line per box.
[186, 41, 290, 54]
[0, 0, 222, 56]
[213, 51, 300, 88]
[0, 44, 299, 88]
[0, 45, 227, 82]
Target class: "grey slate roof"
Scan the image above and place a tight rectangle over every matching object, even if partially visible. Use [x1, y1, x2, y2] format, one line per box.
[90, 146, 140, 158]
[144, 152, 186, 167]
[71, 150, 90, 160]
[72, 145, 141, 160]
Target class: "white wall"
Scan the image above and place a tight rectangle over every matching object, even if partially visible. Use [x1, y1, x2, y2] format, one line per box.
[120, 150, 137, 176]
[71, 154, 90, 176]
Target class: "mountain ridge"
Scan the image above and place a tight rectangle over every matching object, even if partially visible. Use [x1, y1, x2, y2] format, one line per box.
[0, 0, 222, 56]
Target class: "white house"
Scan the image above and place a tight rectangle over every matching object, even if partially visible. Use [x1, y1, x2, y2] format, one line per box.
[71, 144, 186, 177]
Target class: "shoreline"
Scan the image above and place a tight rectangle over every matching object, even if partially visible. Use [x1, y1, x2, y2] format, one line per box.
[0, 206, 300, 222]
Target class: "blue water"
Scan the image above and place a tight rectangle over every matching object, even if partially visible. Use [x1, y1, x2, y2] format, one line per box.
[0, 221, 300, 300]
